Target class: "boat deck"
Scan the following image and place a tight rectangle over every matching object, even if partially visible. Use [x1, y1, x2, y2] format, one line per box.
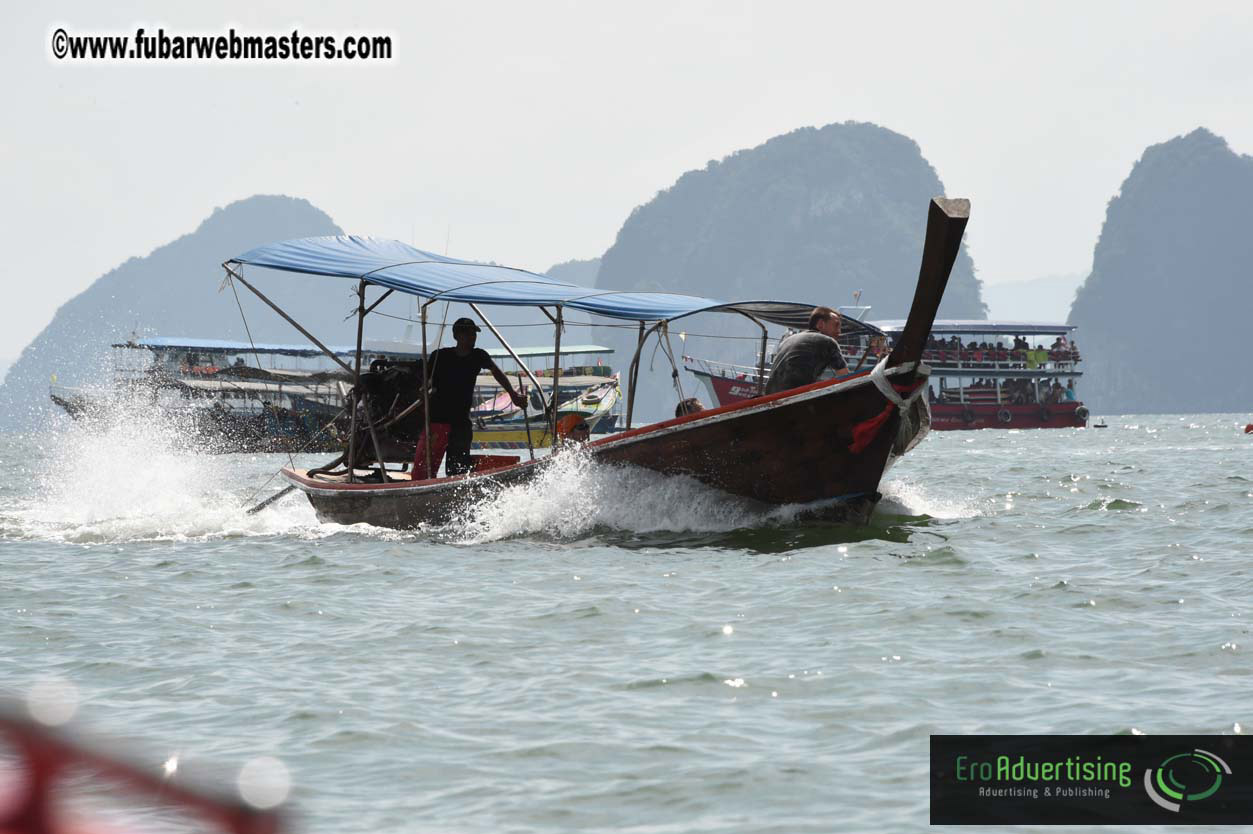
[296, 451, 527, 485]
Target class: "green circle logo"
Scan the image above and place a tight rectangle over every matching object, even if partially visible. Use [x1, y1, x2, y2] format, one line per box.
[1144, 749, 1231, 812]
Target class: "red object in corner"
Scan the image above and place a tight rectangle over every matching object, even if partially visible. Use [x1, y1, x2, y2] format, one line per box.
[1244, 423, 1253, 434]
[412, 423, 451, 480]
[0, 712, 281, 834]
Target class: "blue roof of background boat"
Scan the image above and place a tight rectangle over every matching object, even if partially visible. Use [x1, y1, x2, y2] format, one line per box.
[227, 236, 872, 332]
[112, 336, 615, 360]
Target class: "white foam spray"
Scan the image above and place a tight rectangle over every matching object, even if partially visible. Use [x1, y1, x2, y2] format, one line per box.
[7, 394, 330, 544]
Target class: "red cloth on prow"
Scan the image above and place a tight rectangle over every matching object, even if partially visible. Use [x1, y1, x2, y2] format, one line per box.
[412, 423, 451, 480]
[848, 405, 894, 454]
[847, 381, 923, 454]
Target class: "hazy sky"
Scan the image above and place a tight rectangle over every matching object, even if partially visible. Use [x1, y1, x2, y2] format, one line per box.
[4, 0, 1253, 366]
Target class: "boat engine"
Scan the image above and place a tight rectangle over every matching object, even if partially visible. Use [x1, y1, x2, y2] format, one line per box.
[348, 358, 426, 463]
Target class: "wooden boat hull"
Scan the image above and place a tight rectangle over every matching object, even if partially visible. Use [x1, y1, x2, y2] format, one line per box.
[280, 366, 930, 529]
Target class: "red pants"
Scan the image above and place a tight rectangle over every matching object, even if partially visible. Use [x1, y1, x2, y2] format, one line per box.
[412, 423, 451, 480]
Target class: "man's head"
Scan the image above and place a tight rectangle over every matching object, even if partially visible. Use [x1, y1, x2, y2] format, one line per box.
[569, 420, 590, 442]
[809, 306, 841, 340]
[675, 397, 705, 417]
[452, 317, 481, 348]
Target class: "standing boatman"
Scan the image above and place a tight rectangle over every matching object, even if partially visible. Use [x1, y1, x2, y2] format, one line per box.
[422, 317, 527, 476]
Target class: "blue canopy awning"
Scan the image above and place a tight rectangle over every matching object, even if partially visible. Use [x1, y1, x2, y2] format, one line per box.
[227, 236, 883, 337]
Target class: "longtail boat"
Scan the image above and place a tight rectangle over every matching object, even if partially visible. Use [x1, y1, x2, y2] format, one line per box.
[225, 197, 969, 528]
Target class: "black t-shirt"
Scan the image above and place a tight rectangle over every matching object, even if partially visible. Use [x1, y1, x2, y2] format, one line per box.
[764, 330, 847, 395]
[428, 347, 491, 423]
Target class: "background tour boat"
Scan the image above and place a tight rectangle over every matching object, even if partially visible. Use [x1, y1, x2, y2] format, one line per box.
[49, 337, 620, 452]
[685, 319, 1088, 430]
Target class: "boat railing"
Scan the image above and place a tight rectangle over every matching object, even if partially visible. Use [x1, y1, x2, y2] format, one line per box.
[934, 385, 1080, 406]
[682, 355, 764, 382]
[684, 345, 1081, 381]
[919, 346, 1080, 364]
[531, 364, 615, 378]
[865, 347, 1082, 373]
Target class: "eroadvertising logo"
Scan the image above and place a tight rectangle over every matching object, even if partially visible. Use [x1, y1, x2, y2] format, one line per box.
[931, 735, 1253, 824]
[1144, 749, 1231, 812]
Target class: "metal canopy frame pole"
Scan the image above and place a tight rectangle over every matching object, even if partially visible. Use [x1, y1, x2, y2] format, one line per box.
[549, 306, 564, 444]
[362, 288, 394, 317]
[346, 280, 368, 482]
[221, 265, 353, 375]
[354, 284, 390, 480]
[625, 320, 646, 429]
[421, 301, 433, 479]
[518, 370, 535, 460]
[757, 329, 768, 395]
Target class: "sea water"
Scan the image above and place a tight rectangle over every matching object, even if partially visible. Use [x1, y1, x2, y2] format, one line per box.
[1, 409, 1251, 833]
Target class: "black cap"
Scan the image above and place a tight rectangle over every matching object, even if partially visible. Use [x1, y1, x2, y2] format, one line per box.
[452, 317, 481, 333]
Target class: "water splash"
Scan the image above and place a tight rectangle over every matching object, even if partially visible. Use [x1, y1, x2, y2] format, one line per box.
[3, 395, 326, 544]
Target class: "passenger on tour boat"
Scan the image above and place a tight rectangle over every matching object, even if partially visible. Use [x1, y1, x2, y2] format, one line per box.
[763, 306, 848, 395]
[919, 335, 1077, 368]
[675, 397, 705, 417]
[422, 317, 527, 475]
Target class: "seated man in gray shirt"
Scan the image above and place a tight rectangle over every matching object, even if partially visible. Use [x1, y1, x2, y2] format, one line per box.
[763, 306, 848, 394]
